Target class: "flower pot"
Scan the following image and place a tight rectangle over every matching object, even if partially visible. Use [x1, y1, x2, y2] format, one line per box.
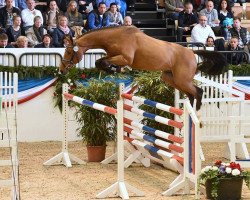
[86, 145, 106, 162]
[205, 177, 243, 200]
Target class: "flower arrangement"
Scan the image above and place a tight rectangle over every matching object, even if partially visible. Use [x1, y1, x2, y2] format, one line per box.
[199, 160, 250, 199]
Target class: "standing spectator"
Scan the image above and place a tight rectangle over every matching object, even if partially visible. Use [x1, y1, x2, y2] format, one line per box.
[15, 35, 29, 47]
[165, 0, 184, 20]
[43, 0, 63, 34]
[176, 2, 198, 42]
[190, 14, 216, 44]
[226, 36, 244, 64]
[52, 15, 74, 47]
[85, 2, 110, 30]
[0, 33, 14, 47]
[227, 17, 250, 51]
[0, 0, 21, 29]
[6, 15, 25, 46]
[34, 34, 54, 47]
[200, 0, 221, 35]
[123, 15, 132, 26]
[107, 2, 123, 26]
[21, 0, 43, 30]
[217, 0, 233, 39]
[26, 15, 47, 47]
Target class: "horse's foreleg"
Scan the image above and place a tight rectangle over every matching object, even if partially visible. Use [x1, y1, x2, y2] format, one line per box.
[95, 57, 115, 74]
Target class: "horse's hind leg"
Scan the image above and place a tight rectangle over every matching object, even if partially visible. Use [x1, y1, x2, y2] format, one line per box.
[161, 71, 195, 106]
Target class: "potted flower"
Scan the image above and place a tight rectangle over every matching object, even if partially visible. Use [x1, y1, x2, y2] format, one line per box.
[199, 160, 250, 200]
[72, 79, 119, 162]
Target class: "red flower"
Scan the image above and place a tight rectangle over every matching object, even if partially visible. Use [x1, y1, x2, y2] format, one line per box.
[70, 85, 76, 90]
[215, 160, 222, 166]
[229, 162, 241, 171]
[81, 74, 86, 79]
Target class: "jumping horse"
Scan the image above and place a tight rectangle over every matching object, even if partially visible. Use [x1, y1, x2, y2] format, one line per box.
[60, 25, 228, 110]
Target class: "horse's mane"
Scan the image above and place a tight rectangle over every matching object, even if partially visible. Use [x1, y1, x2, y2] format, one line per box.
[77, 25, 137, 39]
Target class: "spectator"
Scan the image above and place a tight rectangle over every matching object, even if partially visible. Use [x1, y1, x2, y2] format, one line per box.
[65, 0, 84, 27]
[227, 36, 244, 64]
[176, 2, 198, 42]
[96, 0, 127, 17]
[6, 15, 25, 46]
[26, 15, 47, 47]
[85, 2, 110, 30]
[43, 0, 63, 34]
[123, 15, 132, 26]
[165, 0, 184, 21]
[0, 33, 14, 47]
[15, 35, 28, 47]
[21, 0, 43, 30]
[191, 14, 216, 44]
[107, 2, 123, 26]
[205, 36, 216, 49]
[217, 0, 233, 39]
[52, 15, 74, 47]
[200, 0, 221, 35]
[34, 33, 54, 47]
[227, 17, 250, 51]
[0, 0, 21, 29]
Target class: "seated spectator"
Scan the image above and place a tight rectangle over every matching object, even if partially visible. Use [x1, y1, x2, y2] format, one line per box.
[21, 0, 43, 30]
[191, 14, 216, 44]
[165, 0, 184, 21]
[123, 15, 132, 26]
[107, 2, 123, 26]
[15, 35, 29, 47]
[52, 15, 74, 47]
[6, 15, 25, 46]
[65, 0, 84, 27]
[206, 36, 215, 47]
[217, 0, 233, 39]
[26, 15, 47, 47]
[0, 33, 14, 47]
[85, 2, 110, 30]
[43, 0, 63, 34]
[176, 2, 198, 42]
[227, 36, 244, 64]
[34, 34, 54, 47]
[65, 0, 84, 38]
[200, 0, 221, 35]
[0, 0, 21, 30]
[227, 17, 250, 52]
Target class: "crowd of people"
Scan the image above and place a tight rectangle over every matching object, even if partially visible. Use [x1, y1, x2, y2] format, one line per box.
[0, 0, 132, 48]
[171, 0, 249, 64]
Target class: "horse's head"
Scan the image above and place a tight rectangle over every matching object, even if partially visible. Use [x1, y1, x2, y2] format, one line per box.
[59, 34, 81, 74]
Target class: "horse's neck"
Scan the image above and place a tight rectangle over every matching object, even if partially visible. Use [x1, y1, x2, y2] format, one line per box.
[79, 33, 105, 49]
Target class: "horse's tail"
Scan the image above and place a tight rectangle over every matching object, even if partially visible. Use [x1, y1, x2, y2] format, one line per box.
[193, 50, 228, 75]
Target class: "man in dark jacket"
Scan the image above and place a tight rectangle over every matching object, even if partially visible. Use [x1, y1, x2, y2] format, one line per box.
[176, 1, 198, 42]
[86, 2, 110, 30]
[227, 17, 250, 50]
[0, 0, 21, 29]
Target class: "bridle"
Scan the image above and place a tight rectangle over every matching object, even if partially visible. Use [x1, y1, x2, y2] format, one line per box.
[61, 45, 80, 71]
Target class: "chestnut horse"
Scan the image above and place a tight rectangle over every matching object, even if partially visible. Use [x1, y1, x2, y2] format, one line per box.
[60, 26, 228, 110]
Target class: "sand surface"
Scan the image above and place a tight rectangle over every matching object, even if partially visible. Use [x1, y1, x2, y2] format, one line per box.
[0, 141, 250, 200]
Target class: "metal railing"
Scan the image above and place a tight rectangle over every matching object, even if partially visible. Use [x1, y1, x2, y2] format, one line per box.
[0, 53, 17, 67]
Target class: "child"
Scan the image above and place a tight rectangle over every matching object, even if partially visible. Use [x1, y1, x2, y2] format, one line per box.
[0, 33, 14, 48]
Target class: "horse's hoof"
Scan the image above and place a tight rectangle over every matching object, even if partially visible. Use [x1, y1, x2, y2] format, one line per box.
[199, 122, 203, 129]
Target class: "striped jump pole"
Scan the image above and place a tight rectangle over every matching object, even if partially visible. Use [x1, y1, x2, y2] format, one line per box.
[124, 104, 183, 129]
[121, 93, 183, 116]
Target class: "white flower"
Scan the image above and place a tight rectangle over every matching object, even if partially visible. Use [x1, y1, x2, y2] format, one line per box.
[232, 169, 241, 176]
[225, 167, 232, 174]
[221, 162, 227, 166]
[68, 79, 71, 83]
[201, 166, 212, 173]
[212, 166, 219, 171]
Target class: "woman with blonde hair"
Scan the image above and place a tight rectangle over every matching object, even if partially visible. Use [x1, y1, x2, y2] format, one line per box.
[65, 1, 84, 27]
[52, 15, 74, 47]
[15, 36, 29, 48]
